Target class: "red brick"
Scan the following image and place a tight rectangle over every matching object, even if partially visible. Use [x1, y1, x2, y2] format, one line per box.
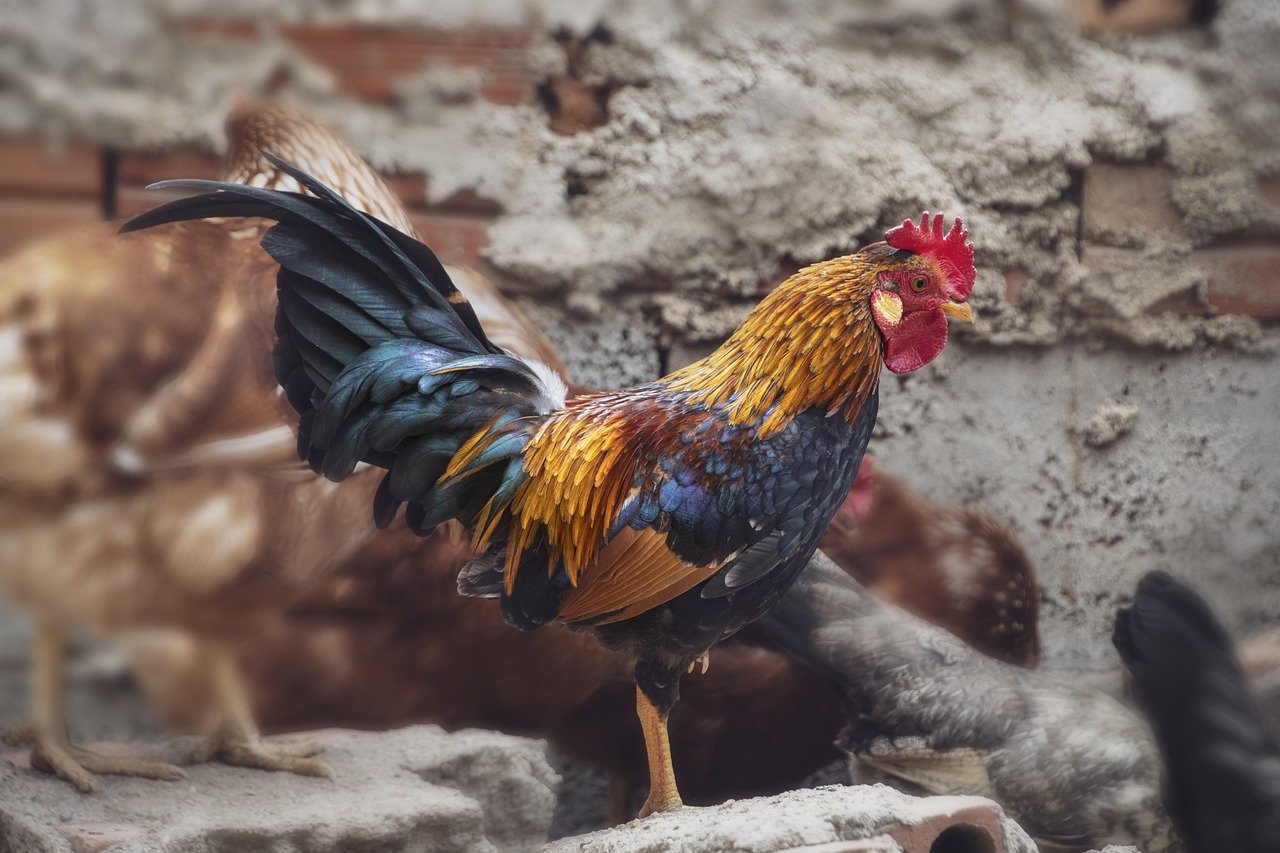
[1240, 626, 1280, 680]
[1004, 268, 1029, 306]
[384, 172, 428, 208]
[0, 197, 100, 255]
[1073, 0, 1198, 35]
[1085, 243, 1280, 317]
[0, 137, 100, 198]
[545, 76, 609, 135]
[1083, 164, 1181, 234]
[1192, 244, 1280, 317]
[280, 24, 531, 105]
[408, 211, 490, 266]
[1261, 176, 1280, 209]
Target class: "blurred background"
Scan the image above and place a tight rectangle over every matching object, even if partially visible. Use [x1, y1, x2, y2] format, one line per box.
[0, 0, 1277, 847]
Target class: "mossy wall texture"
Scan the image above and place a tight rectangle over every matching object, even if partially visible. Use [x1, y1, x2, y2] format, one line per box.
[1, 0, 1276, 665]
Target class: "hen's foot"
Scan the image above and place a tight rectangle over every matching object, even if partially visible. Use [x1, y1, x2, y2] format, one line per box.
[189, 732, 330, 777]
[28, 736, 187, 794]
[193, 641, 331, 778]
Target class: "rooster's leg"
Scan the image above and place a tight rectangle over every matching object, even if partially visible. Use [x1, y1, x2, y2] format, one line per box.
[635, 663, 684, 817]
[188, 641, 330, 777]
[24, 623, 187, 792]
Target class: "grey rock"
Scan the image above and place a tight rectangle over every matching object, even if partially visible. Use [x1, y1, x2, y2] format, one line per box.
[1082, 401, 1139, 448]
[543, 785, 1036, 853]
[0, 726, 559, 853]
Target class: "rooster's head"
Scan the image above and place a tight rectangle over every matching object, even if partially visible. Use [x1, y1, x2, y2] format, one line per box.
[870, 212, 976, 374]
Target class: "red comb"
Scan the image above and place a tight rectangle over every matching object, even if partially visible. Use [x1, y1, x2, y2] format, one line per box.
[884, 211, 975, 301]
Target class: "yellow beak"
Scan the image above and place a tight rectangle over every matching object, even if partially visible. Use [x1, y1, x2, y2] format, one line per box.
[940, 301, 974, 323]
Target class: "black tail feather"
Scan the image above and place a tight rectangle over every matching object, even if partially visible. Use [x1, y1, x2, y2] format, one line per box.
[122, 156, 561, 541]
[1114, 570, 1280, 851]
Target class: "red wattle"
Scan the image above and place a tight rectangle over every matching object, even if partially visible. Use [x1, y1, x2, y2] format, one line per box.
[882, 308, 949, 374]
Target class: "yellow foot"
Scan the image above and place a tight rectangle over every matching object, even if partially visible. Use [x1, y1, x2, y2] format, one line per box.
[638, 791, 685, 818]
[190, 733, 330, 778]
[26, 736, 187, 794]
[685, 651, 710, 675]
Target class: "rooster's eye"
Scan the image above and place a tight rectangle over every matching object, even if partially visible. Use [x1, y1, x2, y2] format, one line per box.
[910, 276, 927, 293]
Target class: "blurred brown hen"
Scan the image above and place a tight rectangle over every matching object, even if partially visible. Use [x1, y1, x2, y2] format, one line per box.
[0, 99, 564, 791]
[821, 456, 1040, 667]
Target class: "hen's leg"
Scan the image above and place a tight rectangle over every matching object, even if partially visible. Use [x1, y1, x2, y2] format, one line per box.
[635, 662, 684, 817]
[188, 641, 330, 777]
[21, 623, 186, 792]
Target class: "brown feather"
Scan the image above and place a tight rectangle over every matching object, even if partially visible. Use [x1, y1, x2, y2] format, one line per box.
[557, 527, 726, 623]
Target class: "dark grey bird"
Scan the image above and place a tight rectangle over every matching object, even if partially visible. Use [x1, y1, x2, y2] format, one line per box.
[1114, 570, 1280, 853]
[761, 552, 1182, 852]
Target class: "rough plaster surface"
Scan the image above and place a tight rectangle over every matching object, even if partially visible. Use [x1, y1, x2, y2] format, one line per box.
[874, 345, 1280, 665]
[0, 0, 1276, 666]
[1082, 400, 1140, 448]
[0, 725, 559, 852]
[543, 785, 1036, 853]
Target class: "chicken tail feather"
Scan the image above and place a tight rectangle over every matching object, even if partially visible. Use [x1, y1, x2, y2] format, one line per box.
[122, 155, 566, 540]
[1113, 571, 1280, 850]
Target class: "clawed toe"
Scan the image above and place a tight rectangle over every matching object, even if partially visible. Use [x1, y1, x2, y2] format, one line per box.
[191, 733, 330, 778]
[685, 652, 710, 675]
[29, 739, 187, 793]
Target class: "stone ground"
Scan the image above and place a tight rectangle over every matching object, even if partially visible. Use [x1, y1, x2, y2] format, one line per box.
[0, 0, 1277, 667]
[0, 602, 615, 844]
[545, 787, 1037, 853]
[1, 726, 558, 853]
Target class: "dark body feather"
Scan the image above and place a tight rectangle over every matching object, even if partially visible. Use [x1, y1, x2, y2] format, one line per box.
[1114, 571, 1280, 852]
[577, 397, 877, 666]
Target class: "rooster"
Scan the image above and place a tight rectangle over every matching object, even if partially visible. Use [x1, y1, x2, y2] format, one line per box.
[125, 166, 976, 815]
[1114, 571, 1280, 852]
[0, 100, 564, 792]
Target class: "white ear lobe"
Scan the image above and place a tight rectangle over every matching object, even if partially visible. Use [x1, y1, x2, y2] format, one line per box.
[871, 289, 903, 328]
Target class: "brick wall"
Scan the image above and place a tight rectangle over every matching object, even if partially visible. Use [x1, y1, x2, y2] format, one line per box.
[1, 6, 1273, 323]
[0, 15, 540, 267]
[1081, 164, 1280, 319]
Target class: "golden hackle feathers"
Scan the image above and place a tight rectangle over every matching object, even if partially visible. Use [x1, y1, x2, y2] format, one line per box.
[501, 396, 643, 591]
[663, 255, 883, 437]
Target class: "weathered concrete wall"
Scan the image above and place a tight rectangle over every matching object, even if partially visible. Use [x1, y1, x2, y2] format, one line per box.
[0, 0, 1276, 666]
